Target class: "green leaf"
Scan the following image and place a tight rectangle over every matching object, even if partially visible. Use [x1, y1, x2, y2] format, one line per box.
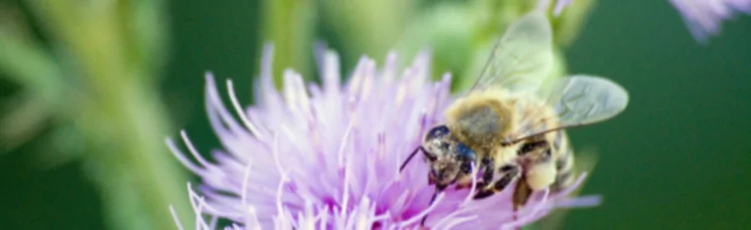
[260, 0, 317, 89]
[396, 2, 479, 90]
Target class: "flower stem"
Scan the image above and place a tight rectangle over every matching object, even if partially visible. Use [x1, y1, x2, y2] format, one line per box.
[21, 0, 193, 229]
[259, 0, 316, 88]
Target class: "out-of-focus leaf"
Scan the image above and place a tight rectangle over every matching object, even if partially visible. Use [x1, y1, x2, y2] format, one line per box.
[318, 0, 416, 74]
[261, 0, 317, 88]
[20, 0, 194, 229]
[0, 93, 49, 153]
[397, 2, 478, 87]
[119, 0, 170, 82]
[0, 8, 65, 152]
[22, 122, 83, 170]
[0, 32, 64, 105]
[550, 0, 597, 47]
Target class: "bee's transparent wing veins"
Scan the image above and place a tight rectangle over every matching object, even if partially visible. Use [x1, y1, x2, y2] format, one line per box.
[509, 75, 629, 142]
[469, 11, 554, 94]
[548, 75, 629, 126]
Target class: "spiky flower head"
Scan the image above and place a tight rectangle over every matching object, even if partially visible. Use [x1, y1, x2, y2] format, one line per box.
[669, 0, 751, 42]
[167, 44, 600, 229]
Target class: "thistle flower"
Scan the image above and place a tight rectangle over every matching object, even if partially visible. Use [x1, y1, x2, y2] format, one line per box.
[168, 45, 600, 229]
[669, 0, 751, 42]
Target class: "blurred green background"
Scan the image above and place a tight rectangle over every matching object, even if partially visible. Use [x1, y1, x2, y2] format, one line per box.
[1, 0, 750, 229]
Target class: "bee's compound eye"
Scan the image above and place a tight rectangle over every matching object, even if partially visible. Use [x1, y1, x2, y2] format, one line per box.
[426, 125, 450, 140]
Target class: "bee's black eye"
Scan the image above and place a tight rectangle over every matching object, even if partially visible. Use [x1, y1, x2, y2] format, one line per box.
[460, 162, 472, 173]
[426, 125, 450, 140]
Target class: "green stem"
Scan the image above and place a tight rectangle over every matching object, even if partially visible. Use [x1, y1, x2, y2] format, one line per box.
[79, 81, 193, 230]
[260, 0, 316, 89]
[23, 0, 193, 229]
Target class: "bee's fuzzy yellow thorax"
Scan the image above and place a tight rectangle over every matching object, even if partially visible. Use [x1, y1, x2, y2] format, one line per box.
[444, 89, 520, 150]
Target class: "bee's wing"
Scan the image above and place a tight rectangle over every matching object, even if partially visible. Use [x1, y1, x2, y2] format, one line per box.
[469, 11, 554, 94]
[507, 75, 629, 143]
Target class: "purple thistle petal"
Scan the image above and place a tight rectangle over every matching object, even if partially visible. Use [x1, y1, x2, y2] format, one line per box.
[554, 0, 574, 16]
[669, 0, 751, 43]
[536, 0, 574, 16]
[169, 46, 599, 229]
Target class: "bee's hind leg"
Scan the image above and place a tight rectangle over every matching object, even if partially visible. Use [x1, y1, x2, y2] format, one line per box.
[473, 163, 521, 199]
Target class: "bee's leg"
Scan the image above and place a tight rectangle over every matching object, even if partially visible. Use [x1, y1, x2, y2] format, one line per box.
[481, 157, 494, 183]
[513, 178, 533, 211]
[473, 163, 521, 199]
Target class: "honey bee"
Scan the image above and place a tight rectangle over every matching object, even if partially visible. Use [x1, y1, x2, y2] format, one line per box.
[399, 11, 629, 224]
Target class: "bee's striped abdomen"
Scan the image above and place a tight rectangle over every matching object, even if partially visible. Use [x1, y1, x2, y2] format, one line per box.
[551, 131, 576, 192]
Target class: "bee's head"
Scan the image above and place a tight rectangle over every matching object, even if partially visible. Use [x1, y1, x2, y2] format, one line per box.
[423, 125, 476, 189]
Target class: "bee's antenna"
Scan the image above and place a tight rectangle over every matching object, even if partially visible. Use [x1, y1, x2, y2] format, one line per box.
[400, 146, 426, 172]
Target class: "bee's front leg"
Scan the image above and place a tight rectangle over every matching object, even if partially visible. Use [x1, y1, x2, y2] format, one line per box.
[473, 163, 521, 199]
